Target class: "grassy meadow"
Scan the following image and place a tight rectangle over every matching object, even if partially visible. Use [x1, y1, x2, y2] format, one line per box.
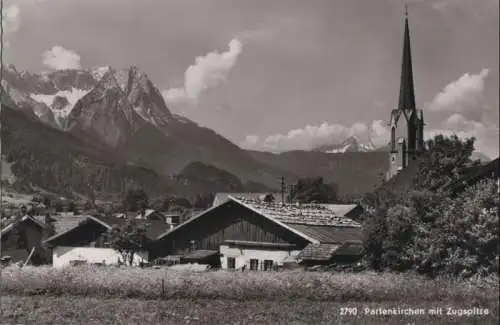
[0, 265, 498, 324]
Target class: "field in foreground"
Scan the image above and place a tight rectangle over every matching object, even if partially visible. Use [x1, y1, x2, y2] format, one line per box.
[1, 265, 498, 302]
[0, 266, 498, 324]
[1, 295, 498, 325]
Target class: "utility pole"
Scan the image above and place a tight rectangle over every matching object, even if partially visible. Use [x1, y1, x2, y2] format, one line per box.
[280, 176, 285, 205]
[287, 184, 296, 204]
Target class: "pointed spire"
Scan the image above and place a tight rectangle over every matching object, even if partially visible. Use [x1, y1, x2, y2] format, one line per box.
[398, 5, 416, 115]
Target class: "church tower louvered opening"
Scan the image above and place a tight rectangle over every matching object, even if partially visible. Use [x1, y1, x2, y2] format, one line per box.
[387, 6, 425, 181]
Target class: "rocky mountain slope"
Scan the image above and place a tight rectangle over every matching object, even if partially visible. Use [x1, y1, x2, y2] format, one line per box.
[1, 65, 292, 190]
[0, 101, 274, 201]
[246, 150, 389, 199]
[175, 161, 263, 194]
[0, 102, 171, 200]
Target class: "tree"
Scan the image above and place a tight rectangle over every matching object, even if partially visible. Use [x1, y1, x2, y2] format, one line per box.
[361, 187, 402, 271]
[361, 134, 498, 278]
[413, 134, 477, 191]
[290, 177, 338, 203]
[67, 201, 77, 213]
[413, 178, 499, 278]
[54, 201, 63, 213]
[104, 219, 149, 266]
[123, 188, 149, 212]
[20, 205, 27, 216]
[83, 200, 94, 212]
[193, 193, 215, 209]
[150, 198, 165, 211]
[42, 196, 52, 208]
[41, 213, 57, 260]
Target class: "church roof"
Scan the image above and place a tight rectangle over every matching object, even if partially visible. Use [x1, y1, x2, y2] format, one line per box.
[398, 8, 416, 114]
[442, 157, 499, 195]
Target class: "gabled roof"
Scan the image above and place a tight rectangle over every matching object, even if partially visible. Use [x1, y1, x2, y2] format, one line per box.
[43, 215, 171, 245]
[1, 215, 46, 237]
[376, 156, 423, 193]
[92, 216, 171, 239]
[157, 196, 362, 245]
[33, 213, 88, 234]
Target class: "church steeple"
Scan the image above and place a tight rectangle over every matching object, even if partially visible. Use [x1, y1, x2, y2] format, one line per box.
[386, 5, 423, 181]
[398, 5, 416, 119]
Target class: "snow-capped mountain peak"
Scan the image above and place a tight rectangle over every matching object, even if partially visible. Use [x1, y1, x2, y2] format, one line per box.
[91, 66, 112, 82]
[30, 88, 92, 127]
[316, 136, 377, 153]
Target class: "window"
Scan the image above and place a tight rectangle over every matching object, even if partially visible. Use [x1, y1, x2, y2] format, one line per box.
[227, 257, 236, 270]
[249, 259, 259, 271]
[391, 127, 396, 151]
[189, 240, 197, 251]
[263, 260, 273, 271]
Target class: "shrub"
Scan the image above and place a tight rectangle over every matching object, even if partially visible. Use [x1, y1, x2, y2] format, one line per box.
[363, 178, 499, 278]
[414, 179, 499, 277]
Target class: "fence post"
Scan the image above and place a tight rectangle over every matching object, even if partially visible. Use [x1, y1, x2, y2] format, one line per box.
[161, 279, 165, 298]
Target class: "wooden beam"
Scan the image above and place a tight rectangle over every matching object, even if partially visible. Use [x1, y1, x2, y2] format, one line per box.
[224, 240, 298, 249]
[23, 247, 36, 267]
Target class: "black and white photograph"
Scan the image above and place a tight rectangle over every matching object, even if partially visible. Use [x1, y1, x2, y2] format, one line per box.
[0, 0, 498, 324]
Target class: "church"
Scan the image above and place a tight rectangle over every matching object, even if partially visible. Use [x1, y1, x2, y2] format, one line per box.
[386, 8, 425, 181]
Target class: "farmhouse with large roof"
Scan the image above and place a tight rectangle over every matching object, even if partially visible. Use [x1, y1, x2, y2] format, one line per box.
[152, 195, 363, 270]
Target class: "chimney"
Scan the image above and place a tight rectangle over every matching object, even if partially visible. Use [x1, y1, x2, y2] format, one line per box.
[165, 214, 180, 228]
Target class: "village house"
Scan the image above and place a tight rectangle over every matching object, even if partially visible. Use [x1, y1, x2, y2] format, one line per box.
[151, 195, 364, 270]
[43, 213, 171, 267]
[0, 215, 50, 265]
[113, 209, 181, 227]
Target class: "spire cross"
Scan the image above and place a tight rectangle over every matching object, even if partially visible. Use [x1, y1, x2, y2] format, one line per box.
[404, 3, 408, 17]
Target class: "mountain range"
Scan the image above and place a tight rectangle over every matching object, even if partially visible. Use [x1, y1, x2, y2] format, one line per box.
[1, 65, 295, 196]
[313, 136, 379, 153]
[0, 64, 491, 202]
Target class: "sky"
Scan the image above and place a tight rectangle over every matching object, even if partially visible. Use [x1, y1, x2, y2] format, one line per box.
[3, 0, 499, 158]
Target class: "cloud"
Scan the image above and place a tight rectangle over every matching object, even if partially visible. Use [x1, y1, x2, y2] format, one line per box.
[1, 4, 21, 47]
[240, 120, 389, 152]
[429, 113, 499, 158]
[370, 120, 391, 148]
[242, 114, 498, 158]
[241, 135, 259, 148]
[163, 39, 243, 105]
[427, 69, 490, 112]
[42, 46, 82, 70]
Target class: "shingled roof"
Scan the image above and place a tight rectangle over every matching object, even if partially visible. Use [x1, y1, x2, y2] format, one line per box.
[232, 196, 360, 227]
[298, 243, 341, 261]
[44, 215, 171, 245]
[298, 241, 363, 262]
[158, 196, 362, 245]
